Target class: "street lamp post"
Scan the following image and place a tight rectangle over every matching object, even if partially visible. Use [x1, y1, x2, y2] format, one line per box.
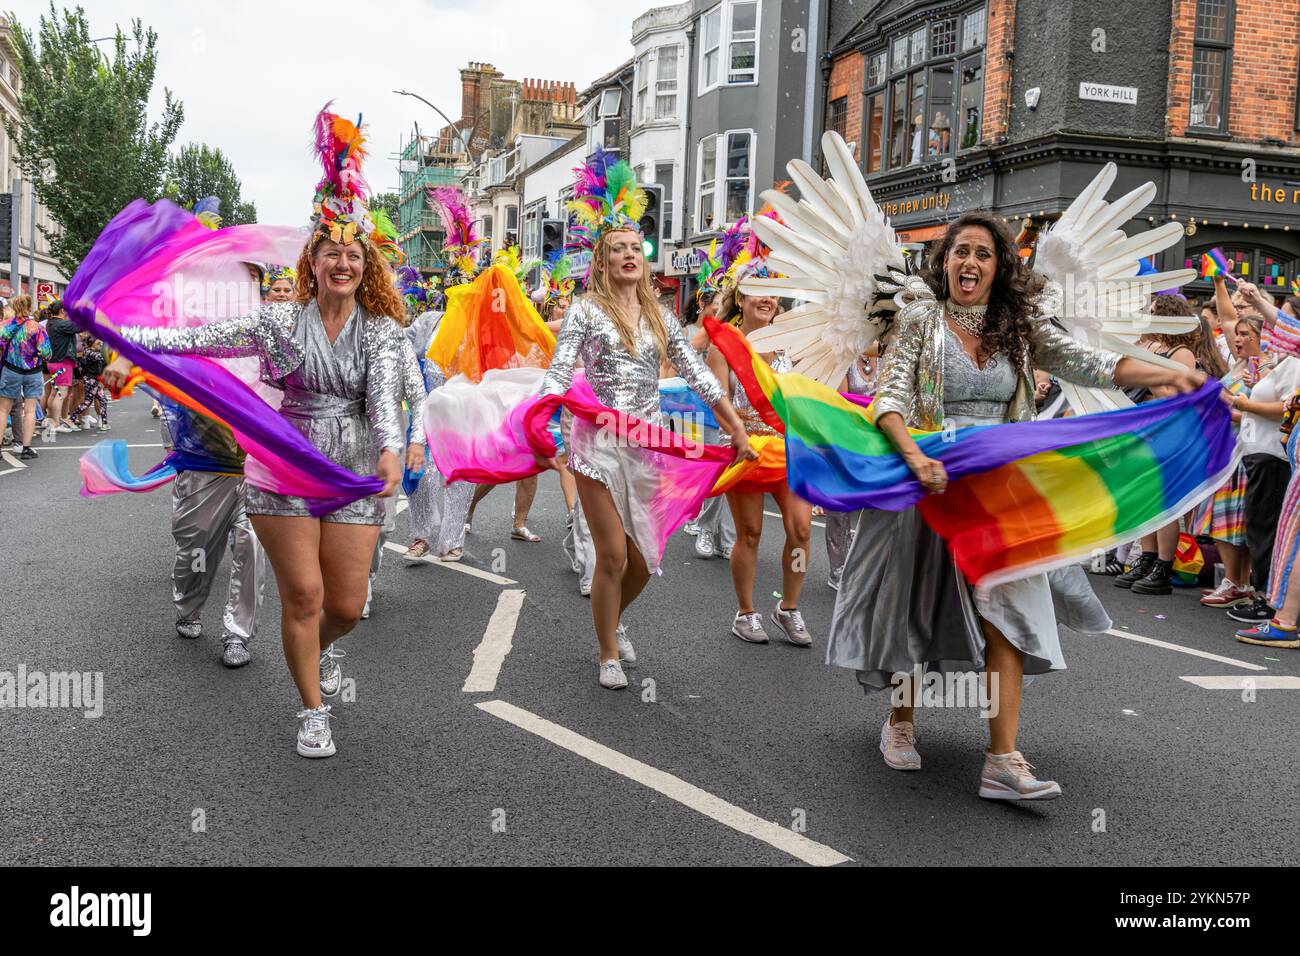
[394, 90, 475, 161]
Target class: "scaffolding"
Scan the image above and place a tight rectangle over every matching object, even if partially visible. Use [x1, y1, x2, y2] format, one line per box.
[395, 126, 467, 276]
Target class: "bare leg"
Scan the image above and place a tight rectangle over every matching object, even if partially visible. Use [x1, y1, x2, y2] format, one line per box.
[249, 515, 325, 708]
[725, 491, 765, 613]
[319, 521, 381, 648]
[1218, 541, 1250, 586]
[512, 475, 538, 529]
[557, 454, 577, 513]
[467, 483, 493, 525]
[772, 483, 812, 609]
[1155, 521, 1179, 562]
[984, 620, 1024, 754]
[20, 398, 37, 446]
[576, 474, 650, 663]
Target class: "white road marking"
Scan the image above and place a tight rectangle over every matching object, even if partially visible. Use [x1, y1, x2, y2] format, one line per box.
[1, 450, 25, 469]
[477, 699, 853, 867]
[463, 589, 526, 693]
[1103, 629, 1266, 671]
[27, 443, 165, 450]
[381, 540, 517, 585]
[764, 509, 825, 529]
[1180, 675, 1300, 690]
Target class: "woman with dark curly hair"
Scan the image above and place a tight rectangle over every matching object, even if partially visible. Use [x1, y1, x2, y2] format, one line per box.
[827, 211, 1203, 800]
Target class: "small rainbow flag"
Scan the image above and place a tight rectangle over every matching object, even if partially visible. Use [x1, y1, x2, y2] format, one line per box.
[1290, 276, 1300, 296]
[705, 318, 1238, 586]
[1201, 247, 1235, 282]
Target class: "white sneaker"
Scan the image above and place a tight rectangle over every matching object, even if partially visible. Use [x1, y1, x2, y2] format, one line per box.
[579, 580, 592, 597]
[732, 611, 769, 643]
[296, 704, 335, 758]
[978, 750, 1061, 801]
[361, 581, 372, 619]
[319, 646, 345, 697]
[598, 660, 628, 689]
[879, 715, 921, 770]
[616, 625, 636, 665]
[769, 604, 813, 647]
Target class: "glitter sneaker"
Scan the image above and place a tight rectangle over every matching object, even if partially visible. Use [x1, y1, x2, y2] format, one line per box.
[319, 646, 345, 697]
[221, 638, 251, 668]
[695, 529, 717, 559]
[176, 620, 202, 640]
[879, 715, 921, 770]
[978, 750, 1062, 801]
[295, 704, 335, 758]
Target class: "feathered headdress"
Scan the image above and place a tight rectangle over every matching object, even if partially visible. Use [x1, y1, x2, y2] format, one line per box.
[426, 186, 486, 284]
[261, 265, 297, 294]
[192, 196, 222, 231]
[493, 246, 542, 290]
[310, 102, 403, 265]
[565, 147, 647, 259]
[540, 249, 576, 310]
[395, 263, 437, 315]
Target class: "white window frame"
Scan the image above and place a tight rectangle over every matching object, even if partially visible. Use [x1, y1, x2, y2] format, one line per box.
[656, 161, 676, 240]
[698, 6, 723, 93]
[725, 0, 761, 85]
[695, 136, 718, 232]
[635, 52, 651, 125]
[695, 128, 755, 232]
[654, 44, 680, 120]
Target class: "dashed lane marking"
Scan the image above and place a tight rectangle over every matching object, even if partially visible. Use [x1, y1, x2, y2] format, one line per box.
[381, 540, 517, 586]
[462, 589, 526, 693]
[476, 699, 854, 867]
[1179, 675, 1300, 690]
[764, 509, 825, 529]
[1103, 628, 1266, 671]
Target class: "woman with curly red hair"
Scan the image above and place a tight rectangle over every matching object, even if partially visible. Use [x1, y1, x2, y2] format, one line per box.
[104, 106, 421, 759]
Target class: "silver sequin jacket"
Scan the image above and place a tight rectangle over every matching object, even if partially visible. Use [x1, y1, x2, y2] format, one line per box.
[119, 301, 414, 456]
[873, 295, 1121, 430]
[541, 297, 724, 418]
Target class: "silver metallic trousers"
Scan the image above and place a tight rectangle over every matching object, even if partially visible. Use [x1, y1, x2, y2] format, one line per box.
[563, 500, 596, 592]
[824, 509, 861, 588]
[171, 472, 265, 642]
[407, 469, 474, 556]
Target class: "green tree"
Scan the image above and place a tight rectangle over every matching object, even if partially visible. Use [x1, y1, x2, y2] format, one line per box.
[370, 191, 399, 227]
[3, 4, 184, 277]
[164, 143, 257, 225]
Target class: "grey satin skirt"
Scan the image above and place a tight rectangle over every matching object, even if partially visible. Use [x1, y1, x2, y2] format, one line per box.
[826, 507, 1078, 692]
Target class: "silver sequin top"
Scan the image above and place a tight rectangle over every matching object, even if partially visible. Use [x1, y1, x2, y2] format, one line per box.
[941, 326, 1017, 423]
[541, 297, 723, 419]
[730, 350, 790, 437]
[874, 296, 1121, 430]
[119, 300, 409, 456]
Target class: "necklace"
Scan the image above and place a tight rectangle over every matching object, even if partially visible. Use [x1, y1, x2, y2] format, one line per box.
[946, 301, 988, 336]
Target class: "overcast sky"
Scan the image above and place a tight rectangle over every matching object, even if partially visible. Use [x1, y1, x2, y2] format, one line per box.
[6, 1, 636, 223]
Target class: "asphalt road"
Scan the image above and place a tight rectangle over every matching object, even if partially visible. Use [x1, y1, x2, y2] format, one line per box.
[2, 393, 1297, 866]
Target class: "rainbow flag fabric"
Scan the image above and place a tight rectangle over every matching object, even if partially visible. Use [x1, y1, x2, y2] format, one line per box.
[1201, 247, 1233, 280]
[705, 318, 1239, 587]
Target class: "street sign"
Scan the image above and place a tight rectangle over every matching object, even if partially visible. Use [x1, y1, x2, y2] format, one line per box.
[1079, 82, 1138, 105]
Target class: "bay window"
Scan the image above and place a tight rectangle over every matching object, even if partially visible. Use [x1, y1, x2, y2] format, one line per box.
[656, 45, 679, 118]
[866, 3, 986, 174]
[695, 130, 754, 232]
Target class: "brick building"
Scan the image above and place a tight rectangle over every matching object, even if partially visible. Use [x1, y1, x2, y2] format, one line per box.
[822, 0, 1300, 294]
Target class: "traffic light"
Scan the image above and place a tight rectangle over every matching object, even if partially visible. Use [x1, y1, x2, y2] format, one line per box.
[639, 184, 663, 267]
[540, 218, 564, 258]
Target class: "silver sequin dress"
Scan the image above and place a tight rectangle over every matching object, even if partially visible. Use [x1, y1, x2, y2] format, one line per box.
[540, 297, 724, 572]
[120, 301, 409, 525]
[827, 303, 1121, 691]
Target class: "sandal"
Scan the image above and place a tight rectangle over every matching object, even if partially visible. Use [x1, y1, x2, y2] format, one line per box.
[437, 547, 464, 562]
[511, 526, 541, 543]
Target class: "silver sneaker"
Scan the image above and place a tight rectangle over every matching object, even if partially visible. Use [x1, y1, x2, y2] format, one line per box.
[319, 646, 345, 697]
[721, 545, 733, 560]
[732, 611, 770, 643]
[598, 660, 628, 689]
[695, 529, 717, 559]
[879, 715, 921, 770]
[176, 620, 202, 640]
[978, 750, 1061, 801]
[616, 624, 636, 665]
[222, 639, 251, 668]
[769, 604, 813, 646]
[296, 704, 335, 758]
[682, 521, 700, 537]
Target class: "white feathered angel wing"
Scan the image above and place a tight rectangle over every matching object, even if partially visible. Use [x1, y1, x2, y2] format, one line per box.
[739, 131, 908, 386]
[1033, 162, 1199, 415]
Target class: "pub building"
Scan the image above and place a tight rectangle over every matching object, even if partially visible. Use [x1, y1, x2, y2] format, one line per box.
[822, 0, 1300, 301]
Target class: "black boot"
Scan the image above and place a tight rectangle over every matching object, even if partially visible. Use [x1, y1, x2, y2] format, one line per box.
[1114, 552, 1156, 589]
[1130, 558, 1173, 595]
